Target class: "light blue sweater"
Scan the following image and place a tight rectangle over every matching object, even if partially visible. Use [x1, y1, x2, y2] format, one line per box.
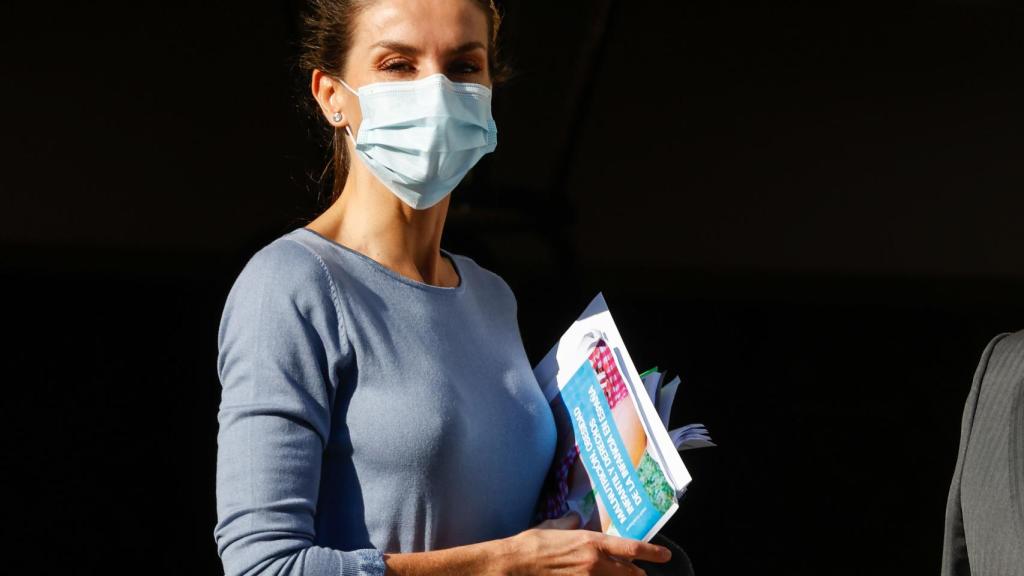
[214, 227, 558, 576]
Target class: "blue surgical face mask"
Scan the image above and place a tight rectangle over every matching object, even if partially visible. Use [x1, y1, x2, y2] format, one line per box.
[338, 73, 498, 210]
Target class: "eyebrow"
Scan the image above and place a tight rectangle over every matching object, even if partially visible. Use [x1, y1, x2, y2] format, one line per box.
[370, 40, 487, 57]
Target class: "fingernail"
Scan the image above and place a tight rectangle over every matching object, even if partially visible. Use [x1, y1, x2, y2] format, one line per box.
[661, 547, 672, 560]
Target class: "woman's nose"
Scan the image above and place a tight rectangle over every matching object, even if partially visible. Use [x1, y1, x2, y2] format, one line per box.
[417, 61, 448, 80]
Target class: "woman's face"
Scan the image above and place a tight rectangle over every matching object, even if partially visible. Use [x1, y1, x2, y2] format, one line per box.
[329, 0, 492, 135]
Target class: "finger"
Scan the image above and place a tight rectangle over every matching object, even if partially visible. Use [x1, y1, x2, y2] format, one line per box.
[597, 535, 671, 563]
[602, 553, 646, 576]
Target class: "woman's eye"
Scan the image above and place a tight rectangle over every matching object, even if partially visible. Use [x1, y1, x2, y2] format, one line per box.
[450, 61, 482, 75]
[380, 59, 415, 74]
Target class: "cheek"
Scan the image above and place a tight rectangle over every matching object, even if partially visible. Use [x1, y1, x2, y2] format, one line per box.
[340, 94, 364, 130]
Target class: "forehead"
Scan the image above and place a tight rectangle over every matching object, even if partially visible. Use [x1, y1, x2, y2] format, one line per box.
[353, 0, 489, 50]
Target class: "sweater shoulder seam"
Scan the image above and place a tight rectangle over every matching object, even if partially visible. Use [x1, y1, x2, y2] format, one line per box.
[281, 236, 351, 368]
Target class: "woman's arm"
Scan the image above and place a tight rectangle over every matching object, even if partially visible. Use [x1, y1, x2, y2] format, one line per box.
[379, 538, 511, 575]
[215, 240, 385, 576]
[381, 513, 672, 576]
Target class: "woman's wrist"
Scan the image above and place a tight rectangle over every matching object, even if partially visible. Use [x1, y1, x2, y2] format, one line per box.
[381, 535, 521, 576]
[489, 534, 521, 576]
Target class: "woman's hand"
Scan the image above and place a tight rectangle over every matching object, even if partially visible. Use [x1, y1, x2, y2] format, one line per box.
[501, 512, 672, 575]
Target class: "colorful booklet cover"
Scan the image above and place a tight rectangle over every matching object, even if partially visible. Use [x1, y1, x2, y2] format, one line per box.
[532, 293, 694, 542]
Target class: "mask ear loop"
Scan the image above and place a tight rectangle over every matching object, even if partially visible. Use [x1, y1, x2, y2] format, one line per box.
[336, 78, 359, 142]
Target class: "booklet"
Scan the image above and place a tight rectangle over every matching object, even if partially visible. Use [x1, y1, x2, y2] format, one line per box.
[532, 293, 713, 542]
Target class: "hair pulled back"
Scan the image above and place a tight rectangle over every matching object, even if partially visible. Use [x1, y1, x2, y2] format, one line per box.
[298, 0, 507, 205]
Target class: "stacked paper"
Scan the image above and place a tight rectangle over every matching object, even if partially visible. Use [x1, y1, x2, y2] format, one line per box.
[532, 292, 714, 542]
[639, 369, 716, 451]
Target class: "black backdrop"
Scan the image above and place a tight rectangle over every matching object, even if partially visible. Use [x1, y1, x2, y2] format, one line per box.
[3, 1, 1023, 574]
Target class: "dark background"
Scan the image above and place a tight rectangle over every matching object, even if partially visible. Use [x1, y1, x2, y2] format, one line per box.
[3, 0, 1022, 574]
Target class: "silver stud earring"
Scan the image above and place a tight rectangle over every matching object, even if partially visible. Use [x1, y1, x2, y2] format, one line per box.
[332, 112, 343, 123]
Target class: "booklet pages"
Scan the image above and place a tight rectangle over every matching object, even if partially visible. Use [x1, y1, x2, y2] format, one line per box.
[532, 293, 713, 542]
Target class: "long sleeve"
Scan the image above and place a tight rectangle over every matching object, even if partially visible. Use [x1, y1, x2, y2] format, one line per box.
[214, 239, 387, 576]
[941, 333, 1008, 576]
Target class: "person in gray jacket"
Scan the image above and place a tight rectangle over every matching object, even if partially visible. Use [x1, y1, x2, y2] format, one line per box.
[942, 330, 1024, 575]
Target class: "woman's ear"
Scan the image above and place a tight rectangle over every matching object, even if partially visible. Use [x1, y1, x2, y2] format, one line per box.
[311, 69, 350, 130]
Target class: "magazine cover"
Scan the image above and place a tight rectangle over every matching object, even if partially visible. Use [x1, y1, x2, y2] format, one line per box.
[533, 293, 692, 542]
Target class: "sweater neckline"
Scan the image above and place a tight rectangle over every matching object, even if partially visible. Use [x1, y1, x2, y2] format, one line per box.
[294, 227, 466, 295]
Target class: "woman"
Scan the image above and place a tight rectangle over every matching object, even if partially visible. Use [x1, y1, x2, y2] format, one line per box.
[213, 0, 674, 575]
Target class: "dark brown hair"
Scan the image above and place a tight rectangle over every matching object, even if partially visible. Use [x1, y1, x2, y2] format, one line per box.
[298, 0, 507, 206]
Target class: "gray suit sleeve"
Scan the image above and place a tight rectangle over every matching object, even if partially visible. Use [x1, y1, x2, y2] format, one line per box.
[941, 333, 1009, 576]
[214, 239, 386, 576]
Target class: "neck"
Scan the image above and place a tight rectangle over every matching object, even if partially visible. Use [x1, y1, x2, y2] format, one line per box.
[308, 162, 452, 287]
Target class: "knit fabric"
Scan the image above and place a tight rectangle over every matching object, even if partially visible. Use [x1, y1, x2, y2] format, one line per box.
[214, 227, 558, 576]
